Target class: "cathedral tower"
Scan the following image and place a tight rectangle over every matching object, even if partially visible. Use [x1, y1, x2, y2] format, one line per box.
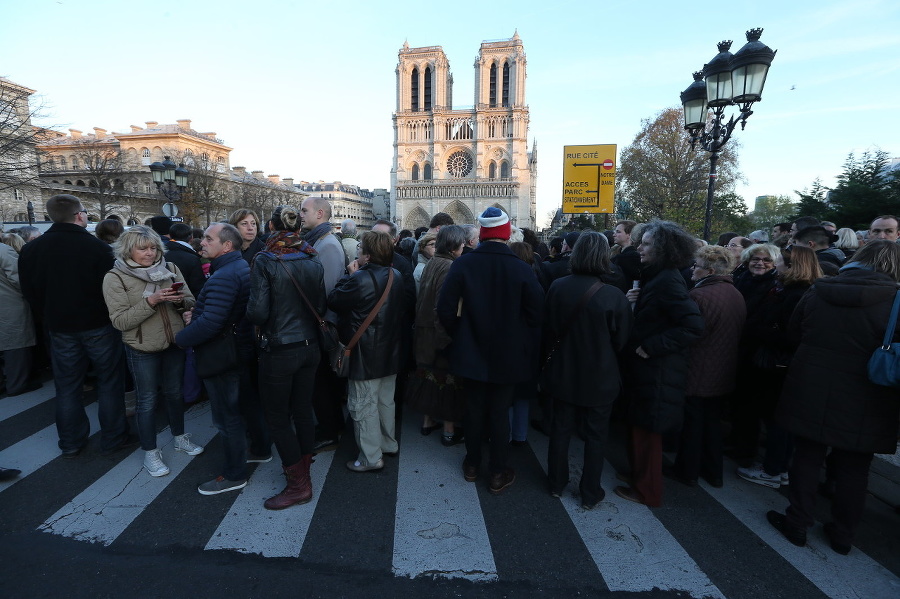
[391, 33, 536, 230]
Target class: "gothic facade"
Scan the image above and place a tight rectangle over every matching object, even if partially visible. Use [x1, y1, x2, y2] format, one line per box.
[390, 33, 537, 230]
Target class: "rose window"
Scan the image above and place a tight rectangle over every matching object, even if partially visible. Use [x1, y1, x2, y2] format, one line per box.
[446, 151, 473, 178]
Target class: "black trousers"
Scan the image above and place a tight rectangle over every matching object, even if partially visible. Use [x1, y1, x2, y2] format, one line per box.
[548, 399, 612, 506]
[311, 358, 347, 440]
[674, 395, 724, 481]
[785, 436, 873, 546]
[463, 380, 514, 475]
[259, 344, 320, 466]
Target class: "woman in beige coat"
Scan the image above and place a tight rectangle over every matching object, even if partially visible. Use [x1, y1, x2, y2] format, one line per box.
[102, 226, 203, 477]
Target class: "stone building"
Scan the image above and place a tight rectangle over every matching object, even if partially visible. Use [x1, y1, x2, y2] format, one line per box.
[390, 33, 537, 230]
[295, 181, 376, 230]
[0, 78, 42, 222]
[35, 121, 303, 225]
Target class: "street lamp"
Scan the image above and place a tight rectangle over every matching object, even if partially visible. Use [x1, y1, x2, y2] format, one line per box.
[148, 155, 189, 209]
[680, 28, 776, 241]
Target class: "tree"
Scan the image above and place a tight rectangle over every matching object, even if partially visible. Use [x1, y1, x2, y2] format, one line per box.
[826, 149, 899, 229]
[0, 78, 45, 221]
[750, 194, 797, 231]
[70, 139, 129, 220]
[170, 150, 228, 227]
[616, 107, 745, 236]
[794, 178, 830, 219]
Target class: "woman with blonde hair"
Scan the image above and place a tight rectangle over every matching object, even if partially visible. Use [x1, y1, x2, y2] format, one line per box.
[834, 227, 859, 260]
[103, 226, 203, 477]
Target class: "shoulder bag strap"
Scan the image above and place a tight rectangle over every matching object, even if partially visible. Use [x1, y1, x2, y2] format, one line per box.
[278, 258, 326, 327]
[881, 289, 900, 349]
[345, 268, 394, 353]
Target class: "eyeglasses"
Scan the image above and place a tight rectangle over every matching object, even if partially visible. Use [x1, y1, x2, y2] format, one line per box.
[726, 243, 742, 248]
[748, 257, 774, 264]
[74, 209, 87, 216]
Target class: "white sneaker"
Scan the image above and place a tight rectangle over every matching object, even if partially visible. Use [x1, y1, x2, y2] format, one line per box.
[174, 433, 204, 456]
[780, 472, 790, 486]
[736, 463, 781, 488]
[144, 449, 170, 477]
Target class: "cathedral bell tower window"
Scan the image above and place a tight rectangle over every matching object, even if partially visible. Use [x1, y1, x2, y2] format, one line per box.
[424, 66, 432, 110]
[489, 63, 497, 107]
[502, 62, 510, 107]
[411, 67, 419, 111]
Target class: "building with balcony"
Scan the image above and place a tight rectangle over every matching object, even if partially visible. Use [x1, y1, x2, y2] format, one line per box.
[391, 33, 537, 230]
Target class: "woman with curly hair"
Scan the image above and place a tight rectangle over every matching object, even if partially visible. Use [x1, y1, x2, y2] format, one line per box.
[615, 221, 704, 507]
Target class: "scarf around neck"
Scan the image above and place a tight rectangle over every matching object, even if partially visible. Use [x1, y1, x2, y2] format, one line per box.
[114, 257, 175, 297]
[263, 231, 318, 257]
[304, 222, 333, 246]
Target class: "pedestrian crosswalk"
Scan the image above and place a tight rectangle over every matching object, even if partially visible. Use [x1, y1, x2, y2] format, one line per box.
[1, 385, 899, 599]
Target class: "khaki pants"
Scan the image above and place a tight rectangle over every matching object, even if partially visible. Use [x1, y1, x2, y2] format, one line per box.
[347, 375, 398, 466]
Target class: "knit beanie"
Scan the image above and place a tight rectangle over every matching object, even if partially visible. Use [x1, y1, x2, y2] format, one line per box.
[478, 207, 511, 241]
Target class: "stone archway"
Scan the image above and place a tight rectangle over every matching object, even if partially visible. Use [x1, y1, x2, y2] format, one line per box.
[444, 200, 474, 225]
[404, 205, 429, 230]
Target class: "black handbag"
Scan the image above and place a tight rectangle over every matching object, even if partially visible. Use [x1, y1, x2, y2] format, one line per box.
[194, 326, 238, 379]
[542, 280, 604, 370]
[868, 290, 900, 388]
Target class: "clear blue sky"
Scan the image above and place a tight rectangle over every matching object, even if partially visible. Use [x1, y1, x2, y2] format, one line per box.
[3, 0, 898, 227]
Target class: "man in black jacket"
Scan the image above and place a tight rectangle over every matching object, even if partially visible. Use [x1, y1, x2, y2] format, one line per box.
[165, 223, 206, 296]
[19, 194, 132, 457]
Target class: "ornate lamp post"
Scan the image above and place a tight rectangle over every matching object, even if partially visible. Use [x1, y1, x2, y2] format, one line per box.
[148, 155, 189, 215]
[680, 28, 776, 241]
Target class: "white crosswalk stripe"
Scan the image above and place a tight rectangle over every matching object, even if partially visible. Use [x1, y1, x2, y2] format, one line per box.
[2, 387, 900, 598]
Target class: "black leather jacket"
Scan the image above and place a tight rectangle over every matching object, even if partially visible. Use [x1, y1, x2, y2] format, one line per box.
[328, 263, 404, 380]
[247, 250, 326, 350]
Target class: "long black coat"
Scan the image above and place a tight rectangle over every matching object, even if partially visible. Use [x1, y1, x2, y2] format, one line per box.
[541, 274, 632, 406]
[777, 270, 900, 454]
[165, 240, 206, 297]
[436, 241, 543, 385]
[623, 265, 704, 433]
[328, 263, 404, 381]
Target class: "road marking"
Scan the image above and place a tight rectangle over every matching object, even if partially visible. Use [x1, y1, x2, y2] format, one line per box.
[705, 458, 900, 599]
[0, 381, 55, 420]
[392, 416, 497, 582]
[204, 449, 335, 557]
[0, 402, 100, 493]
[37, 403, 216, 544]
[529, 432, 724, 598]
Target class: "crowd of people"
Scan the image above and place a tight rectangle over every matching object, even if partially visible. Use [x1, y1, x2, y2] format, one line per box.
[1, 195, 898, 557]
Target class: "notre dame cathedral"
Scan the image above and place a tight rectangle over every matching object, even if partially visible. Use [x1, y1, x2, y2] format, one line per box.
[390, 32, 537, 230]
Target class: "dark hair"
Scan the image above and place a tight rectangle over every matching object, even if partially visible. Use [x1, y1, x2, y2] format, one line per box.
[169, 223, 192, 241]
[216, 223, 243, 251]
[374, 219, 397, 238]
[429, 212, 454, 228]
[398, 237, 415, 256]
[616, 220, 637, 234]
[414, 226, 428, 239]
[508, 241, 534, 264]
[521, 228, 540, 249]
[360, 230, 394, 266]
[774, 223, 792, 232]
[570, 231, 612, 276]
[271, 205, 300, 231]
[436, 224, 467, 255]
[149, 215, 173, 237]
[191, 227, 204, 240]
[850, 239, 900, 281]
[549, 237, 563, 255]
[717, 232, 738, 247]
[398, 229, 413, 240]
[794, 225, 830, 248]
[642, 221, 697, 269]
[228, 208, 260, 229]
[793, 216, 820, 230]
[95, 219, 124, 244]
[46, 194, 82, 223]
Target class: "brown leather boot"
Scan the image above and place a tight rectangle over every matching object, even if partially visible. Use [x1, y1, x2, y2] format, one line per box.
[263, 455, 313, 510]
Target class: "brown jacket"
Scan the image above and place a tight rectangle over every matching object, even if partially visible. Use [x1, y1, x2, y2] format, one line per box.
[414, 253, 453, 367]
[686, 275, 746, 397]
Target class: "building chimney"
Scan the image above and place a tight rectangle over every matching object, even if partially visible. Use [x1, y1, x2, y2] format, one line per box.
[145, 121, 159, 129]
[176, 119, 192, 130]
[69, 129, 82, 139]
[130, 125, 143, 132]
[251, 170, 264, 180]
[232, 166, 246, 175]
[201, 132, 216, 139]
[267, 174, 281, 185]
[282, 178, 294, 187]
[93, 127, 107, 138]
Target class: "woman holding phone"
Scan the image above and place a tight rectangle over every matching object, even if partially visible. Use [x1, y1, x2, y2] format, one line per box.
[103, 226, 204, 477]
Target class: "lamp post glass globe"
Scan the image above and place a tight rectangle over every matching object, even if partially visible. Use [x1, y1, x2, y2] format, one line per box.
[162, 156, 177, 183]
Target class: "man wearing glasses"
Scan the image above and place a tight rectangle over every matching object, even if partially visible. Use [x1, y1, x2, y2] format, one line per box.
[19, 194, 133, 458]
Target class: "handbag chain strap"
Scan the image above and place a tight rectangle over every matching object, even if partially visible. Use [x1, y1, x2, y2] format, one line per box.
[881, 289, 900, 349]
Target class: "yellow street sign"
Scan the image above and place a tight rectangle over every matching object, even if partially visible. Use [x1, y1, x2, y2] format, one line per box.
[562, 144, 616, 214]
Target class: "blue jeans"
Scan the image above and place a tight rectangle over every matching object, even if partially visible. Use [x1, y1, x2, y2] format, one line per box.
[203, 369, 247, 481]
[49, 324, 126, 452]
[258, 343, 320, 466]
[125, 345, 186, 451]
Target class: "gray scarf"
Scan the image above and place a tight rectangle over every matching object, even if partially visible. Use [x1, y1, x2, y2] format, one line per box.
[113, 258, 175, 297]
[304, 222, 333, 246]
